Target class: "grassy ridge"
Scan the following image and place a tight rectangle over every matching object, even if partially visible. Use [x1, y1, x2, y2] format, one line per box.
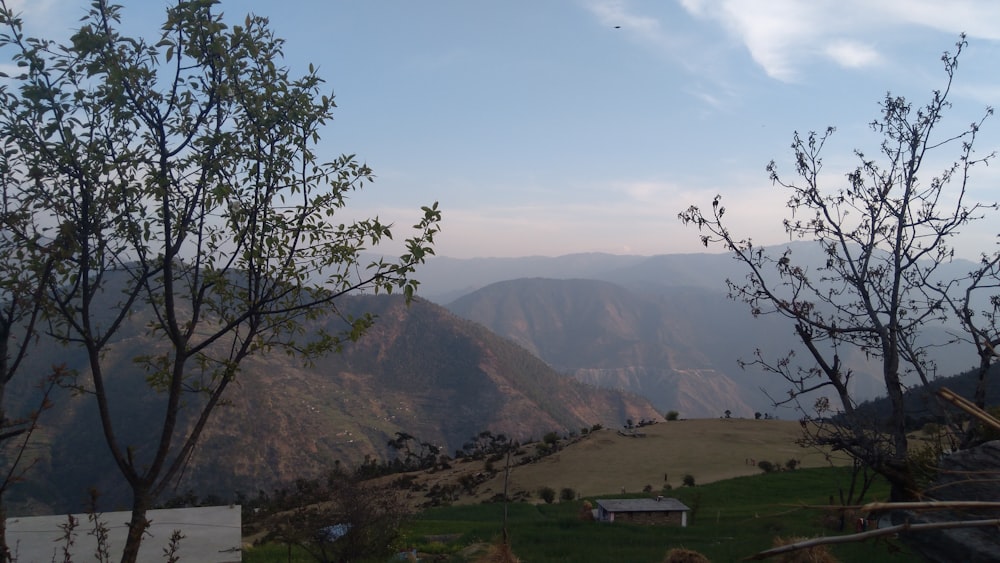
[400, 466, 920, 563]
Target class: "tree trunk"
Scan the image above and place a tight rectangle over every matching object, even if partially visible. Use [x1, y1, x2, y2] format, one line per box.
[120, 489, 153, 563]
[0, 502, 8, 563]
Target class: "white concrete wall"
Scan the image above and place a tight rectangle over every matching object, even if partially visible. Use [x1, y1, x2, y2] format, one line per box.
[6, 505, 241, 563]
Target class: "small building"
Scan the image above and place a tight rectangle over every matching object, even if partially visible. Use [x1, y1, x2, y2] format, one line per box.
[595, 497, 690, 527]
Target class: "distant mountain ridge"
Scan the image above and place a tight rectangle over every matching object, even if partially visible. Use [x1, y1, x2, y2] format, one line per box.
[6, 293, 658, 515]
[447, 278, 764, 417]
[430, 246, 979, 419]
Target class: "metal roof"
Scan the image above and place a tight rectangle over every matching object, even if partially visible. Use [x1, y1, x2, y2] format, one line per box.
[596, 497, 690, 513]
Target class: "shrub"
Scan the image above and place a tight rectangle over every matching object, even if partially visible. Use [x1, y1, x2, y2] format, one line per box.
[662, 547, 710, 562]
[758, 460, 777, 473]
[769, 536, 839, 563]
[785, 458, 800, 471]
[642, 484, 653, 493]
[559, 487, 576, 502]
[590, 423, 603, 432]
[665, 410, 680, 421]
[538, 486, 556, 504]
[682, 474, 695, 487]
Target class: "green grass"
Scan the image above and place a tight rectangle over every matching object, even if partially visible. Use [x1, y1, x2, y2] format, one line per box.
[243, 466, 924, 562]
[399, 466, 922, 563]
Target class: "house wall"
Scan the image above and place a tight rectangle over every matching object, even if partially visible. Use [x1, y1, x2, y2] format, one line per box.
[611, 510, 683, 526]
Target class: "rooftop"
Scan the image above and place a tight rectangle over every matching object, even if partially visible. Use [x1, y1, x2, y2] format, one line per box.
[596, 497, 690, 513]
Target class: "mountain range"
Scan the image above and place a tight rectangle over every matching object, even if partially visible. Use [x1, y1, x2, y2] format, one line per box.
[428, 246, 977, 419]
[5, 245, 984, 514]
[5, 293, 657, 514]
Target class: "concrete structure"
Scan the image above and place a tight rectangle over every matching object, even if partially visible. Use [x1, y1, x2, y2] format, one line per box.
[6, 505, 241, 562]
[595, 497, 690, 526]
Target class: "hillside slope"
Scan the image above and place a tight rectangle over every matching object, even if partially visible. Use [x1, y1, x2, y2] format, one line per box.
[5, 294, 658, 515]
[447, 278, 774, 417]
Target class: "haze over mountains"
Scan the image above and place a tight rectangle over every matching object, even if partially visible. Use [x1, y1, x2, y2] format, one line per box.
[422, 245, 979, 418]
[7, 244, 982, 514]
[7, 292, 657, 514]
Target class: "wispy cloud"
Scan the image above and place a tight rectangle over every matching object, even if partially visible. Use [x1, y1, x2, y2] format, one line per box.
[673, 0, 1000, 82]
[583, 0, 746, 110]
[825, 40, 882, 69]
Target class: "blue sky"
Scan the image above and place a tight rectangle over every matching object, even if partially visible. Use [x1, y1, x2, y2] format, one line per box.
[13, 1, 1000, 258]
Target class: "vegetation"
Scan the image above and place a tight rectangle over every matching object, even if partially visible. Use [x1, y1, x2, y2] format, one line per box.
[0, 1, 439, 560]
[345, 467, 914, 563]
[537, 486, 556, 504]
[255, 469, 409, 563]
[680, 36, 999, 502]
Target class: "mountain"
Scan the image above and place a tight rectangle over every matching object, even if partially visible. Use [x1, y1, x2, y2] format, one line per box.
[4, 294, 658, 515]
[446, 278, 761, 417]
[424, 245, 980, 418]
[444, 275, 975, 419]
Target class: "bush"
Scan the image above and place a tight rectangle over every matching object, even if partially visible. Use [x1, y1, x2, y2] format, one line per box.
[665, 410, 679, 421]
[785, 458, 800, 471]
[769, 536, 839, 563]
[559, 487, 576, 502]
[682, 474, 696, 487]
[538, 486, 556, 504]
[662, 547, 710, 562]
[757, 460, 777, 473]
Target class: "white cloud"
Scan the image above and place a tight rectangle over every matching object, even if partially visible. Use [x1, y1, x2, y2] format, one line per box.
[677, 0, 1000, 81]
[825, 40, 882, 69]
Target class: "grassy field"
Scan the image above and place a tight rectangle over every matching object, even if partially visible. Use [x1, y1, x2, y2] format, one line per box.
[401, 466, 920, 563]
[244, 419, 926, 562]
[461, 418, 852, 504]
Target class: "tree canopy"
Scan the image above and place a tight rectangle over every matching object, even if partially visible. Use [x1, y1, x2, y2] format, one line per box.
[0, 1, 440, 561]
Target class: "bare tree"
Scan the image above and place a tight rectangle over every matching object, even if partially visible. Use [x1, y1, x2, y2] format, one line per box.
[679, 36, 997, 501]
[0, 1, 440, 562]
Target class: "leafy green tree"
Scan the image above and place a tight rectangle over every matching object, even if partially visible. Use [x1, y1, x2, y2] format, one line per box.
[267, 469, 409, 563]
[0, 1, 440, 561]
[0, 131, 69, 561]
[538, 486, 556, 504]
[680, 36, 996, 501]
[665, 410, 679, 421]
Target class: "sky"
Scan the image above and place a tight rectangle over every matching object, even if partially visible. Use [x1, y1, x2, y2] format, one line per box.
[10, 0, 1000, 259]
